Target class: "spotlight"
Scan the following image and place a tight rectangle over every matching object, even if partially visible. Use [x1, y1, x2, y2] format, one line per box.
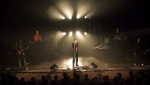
[76, 31, 80, 35]
[84, 16, 87, 19]
[50, 64, 58, 72]
[84, 32, 87, 35]
[77, 15, 80, 19]
[91, 62, 98, 70]
[62, 32, 66, 35]
[69, 32, 72, 36]
[68, 16, 72, 19]
[62, 17, 65, 20]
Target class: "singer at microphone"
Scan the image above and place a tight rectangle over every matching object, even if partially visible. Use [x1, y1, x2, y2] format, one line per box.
[72, 39, 79, 67]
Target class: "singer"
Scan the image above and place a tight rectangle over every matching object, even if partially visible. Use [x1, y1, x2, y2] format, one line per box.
[72, 39, 79, 67]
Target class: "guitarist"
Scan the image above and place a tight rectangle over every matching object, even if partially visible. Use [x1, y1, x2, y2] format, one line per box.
[17, 39, 29, 70]
[134, 38, 144, 66]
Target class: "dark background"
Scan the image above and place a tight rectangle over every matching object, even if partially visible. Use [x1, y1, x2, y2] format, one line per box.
[0, 0, 150, 63]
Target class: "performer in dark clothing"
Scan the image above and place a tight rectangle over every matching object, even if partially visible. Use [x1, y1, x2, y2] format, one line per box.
[17, 40, 29, 70]
[72, 39, 79, 67]
[134, 38, 144, 66]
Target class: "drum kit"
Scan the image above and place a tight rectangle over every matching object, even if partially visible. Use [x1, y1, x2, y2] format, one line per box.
[94, 34, 126, 49]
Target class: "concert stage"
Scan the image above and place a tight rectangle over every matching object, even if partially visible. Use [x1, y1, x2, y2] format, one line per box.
[1, 55, 150, 81]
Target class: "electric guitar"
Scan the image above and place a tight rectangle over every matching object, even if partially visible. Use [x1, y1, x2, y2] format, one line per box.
[17, 46, 30, 55]
[134, 49, 150, 57]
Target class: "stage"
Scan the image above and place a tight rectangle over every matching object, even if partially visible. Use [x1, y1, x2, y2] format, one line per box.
[1, 55, 150, 81]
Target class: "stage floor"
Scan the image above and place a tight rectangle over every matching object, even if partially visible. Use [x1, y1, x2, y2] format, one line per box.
[0, 56, 150, 73]
[1, 56, 150, 81]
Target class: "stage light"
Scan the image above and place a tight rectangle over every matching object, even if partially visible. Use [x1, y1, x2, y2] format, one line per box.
[84, 32, 87, 35]
[62, 17, 65, 20]
[69, 32, 72, 36]
[91, 62, 98, 70]
[47, 7, 65, 20]
[62, 32, 66, 35]
[76, 31, 80, 35]
[50, 64, 58, 72]
[68, 16, 72, 19]
[77, 15, 80, 19]
[84, 16, 87, 19]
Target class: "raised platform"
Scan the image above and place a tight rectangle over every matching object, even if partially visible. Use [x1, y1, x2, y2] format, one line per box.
[1, 56, 150, 81]
[1, 56, 150, 72]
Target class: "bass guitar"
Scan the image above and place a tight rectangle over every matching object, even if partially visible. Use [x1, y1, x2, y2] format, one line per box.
[17, 46, 30, 55]
[134, 49, 150, 57]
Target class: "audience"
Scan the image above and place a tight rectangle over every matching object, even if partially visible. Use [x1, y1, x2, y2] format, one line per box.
[51, 75, 60, 85]
[117, 73, 124, 85]
[0, 70, 150, 85]
[39, 75, 49, 85]
[82, 74, 90, 85]
[60, 72, 70, 85]
[111, 76, 119, 85]
[101, 75, 111, 85]
[134, 71, 145, 85]
[28, 77, 38, 85]
[125, 71, 135, 85]
[70, 72, 81, 85]
[19, 77, 27, 85]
